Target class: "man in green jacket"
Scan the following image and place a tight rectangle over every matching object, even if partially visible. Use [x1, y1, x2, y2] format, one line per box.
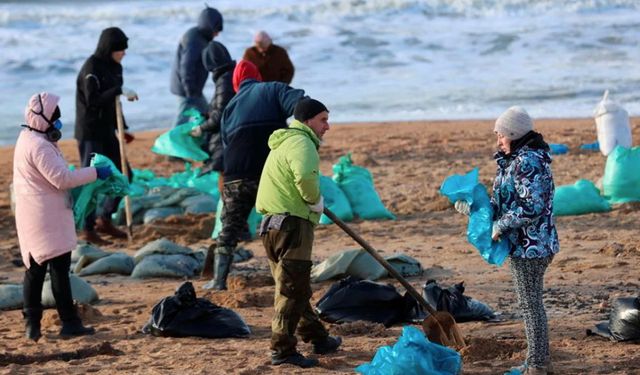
[256, 98, 341, 368]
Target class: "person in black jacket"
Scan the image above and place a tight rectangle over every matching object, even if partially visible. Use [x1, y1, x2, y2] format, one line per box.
[190, 40, 236, 185]
[75, 27, 138, 245]
[170, 6, 223, 127]
[203, 60, 305, 291]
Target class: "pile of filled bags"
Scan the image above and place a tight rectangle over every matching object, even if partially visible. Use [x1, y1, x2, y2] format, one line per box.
[111, 165, 219, 226]
[320, 153, 395, 224]
[553, 90, 638, 216]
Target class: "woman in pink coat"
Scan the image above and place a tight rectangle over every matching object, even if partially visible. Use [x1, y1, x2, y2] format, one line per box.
[13, 92, 113, 341]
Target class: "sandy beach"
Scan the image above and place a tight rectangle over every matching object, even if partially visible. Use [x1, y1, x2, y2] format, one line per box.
[1, 118, 639, 374]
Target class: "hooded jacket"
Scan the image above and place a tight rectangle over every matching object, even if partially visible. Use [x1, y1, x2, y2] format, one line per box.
[200, 41, 235, 171]
[491, 131, 560, 259]
[256, 120, 321, 224]
[75, 27, 128, 142]
[15, 93, 97, 268]
[221, 61, 304, 181]
[170, 7, 223, 98]
[242, 44, 295, 84]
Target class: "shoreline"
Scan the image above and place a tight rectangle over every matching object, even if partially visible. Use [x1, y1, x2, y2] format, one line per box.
[0, 116, 626, 152]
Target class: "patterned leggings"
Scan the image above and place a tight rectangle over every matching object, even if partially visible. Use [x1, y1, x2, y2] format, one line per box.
[510, 256, 552, 368]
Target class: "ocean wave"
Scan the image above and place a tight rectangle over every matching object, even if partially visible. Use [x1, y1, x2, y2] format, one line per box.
[1, 0, 639, 26]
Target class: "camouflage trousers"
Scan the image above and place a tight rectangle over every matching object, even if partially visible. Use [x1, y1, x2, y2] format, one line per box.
[262, 216, 328, 356]
[216, 179, 259, 255]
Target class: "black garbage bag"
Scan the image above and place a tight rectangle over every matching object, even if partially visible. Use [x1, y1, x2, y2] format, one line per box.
[587, 296, 640, 342]
[422, 280, 495, 322]
[142, 282, 251, 338]
[315, 276, 419, 327]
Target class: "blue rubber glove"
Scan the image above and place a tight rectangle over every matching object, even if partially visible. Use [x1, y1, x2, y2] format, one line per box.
[95, 166, 113, 180]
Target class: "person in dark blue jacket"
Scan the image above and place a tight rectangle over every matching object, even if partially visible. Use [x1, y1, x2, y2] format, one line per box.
[203, 60, 305, 291]
[170, 6, 223, 127]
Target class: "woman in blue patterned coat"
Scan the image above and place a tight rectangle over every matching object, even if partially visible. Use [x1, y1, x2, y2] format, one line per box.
[493, 106, 559, 375]
[457, 106, 559, 375]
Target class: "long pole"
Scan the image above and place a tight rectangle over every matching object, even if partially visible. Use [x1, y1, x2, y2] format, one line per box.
[115, 97, 133, 241]
[322, 207, 437, 315]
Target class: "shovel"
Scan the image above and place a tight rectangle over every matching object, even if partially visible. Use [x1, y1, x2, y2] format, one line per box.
[201, 243, 216, 279]
[323, 207, 466, 348]
[115, 97, 133, 241]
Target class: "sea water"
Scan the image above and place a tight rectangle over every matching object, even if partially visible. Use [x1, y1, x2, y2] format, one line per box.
[0, 0, 638, 145]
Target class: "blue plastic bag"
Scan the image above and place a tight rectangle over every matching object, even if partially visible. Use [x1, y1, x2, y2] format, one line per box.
[332, 154, 395, 220]
[355, 326, 462, 375]
[553, 179, 610, 216]
[580, 141, 600, 151]
[549, 143, 569, 155]
[439, 168, 510, 266]
[151, 109, 208, 161]
[319, 175, 354, 224]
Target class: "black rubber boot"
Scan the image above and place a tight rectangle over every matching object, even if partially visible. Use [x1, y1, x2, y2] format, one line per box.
[60, 319, 95, 338]
[271, 352, 319, 368]
[312, 335, 342, 355]
[203, 253, 233, 290]
[23, 307, 42, 342]
[58, 303, 95, 338]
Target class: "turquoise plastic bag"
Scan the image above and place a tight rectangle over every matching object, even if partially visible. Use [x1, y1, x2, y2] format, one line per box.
[355, 326, 462, 375]
[440, 168, 510, 266]
[332, 154, 395, 220]
[319, 175, 353, 224]
[151, 108, 208, 161]
[553, 179, 611, 216]
[211, 198, 262, 240]
[602, 145, 640, 204]
[71, 154, 130, 229]
[168, 163, 219, 200]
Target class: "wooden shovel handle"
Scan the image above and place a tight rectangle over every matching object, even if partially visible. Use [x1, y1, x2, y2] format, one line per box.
[322, 208, 438, 316]
[115, 97, 133, 240]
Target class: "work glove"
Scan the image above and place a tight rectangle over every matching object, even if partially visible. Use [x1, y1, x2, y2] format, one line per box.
[454, 200, 471, 215]
[121, 87, 138, 101]
[307, 196, 324, 214]
[491, 221, 501, 241]
[190, 125, 203, 137]
[95, 165, 113, 181]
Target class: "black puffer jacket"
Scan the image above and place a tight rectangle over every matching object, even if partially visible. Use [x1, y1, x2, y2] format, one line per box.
[201, 41, 235, 172]
[74, 27, 128, 141]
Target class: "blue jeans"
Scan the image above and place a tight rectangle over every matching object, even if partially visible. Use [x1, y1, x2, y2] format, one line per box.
[175, 95, 208, 127]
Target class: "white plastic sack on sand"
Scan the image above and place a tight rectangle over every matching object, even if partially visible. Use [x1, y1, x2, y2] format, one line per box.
[593, 90, 632, 156]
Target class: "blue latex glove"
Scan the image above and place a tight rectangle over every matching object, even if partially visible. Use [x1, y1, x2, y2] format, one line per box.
[95, 166, 113, 180]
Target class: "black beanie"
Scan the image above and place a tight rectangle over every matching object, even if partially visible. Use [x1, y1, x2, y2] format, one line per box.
[294, 98, 328, 122]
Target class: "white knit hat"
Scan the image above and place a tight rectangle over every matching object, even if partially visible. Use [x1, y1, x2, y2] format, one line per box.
[494, 106, 533, 140]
